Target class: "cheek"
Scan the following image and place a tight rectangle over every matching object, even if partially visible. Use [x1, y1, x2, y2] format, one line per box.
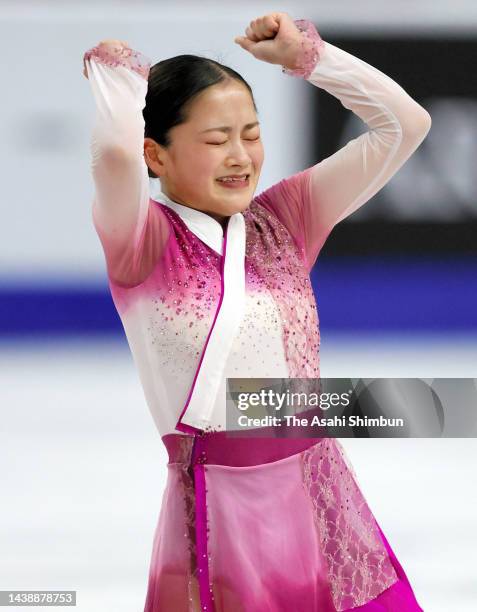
[175, 148, 214, 185]
[188, 147, 221, 177]
[252, 145, 265, 170]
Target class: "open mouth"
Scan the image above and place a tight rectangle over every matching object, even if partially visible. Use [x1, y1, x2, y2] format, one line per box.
[216, 174, 250, 188]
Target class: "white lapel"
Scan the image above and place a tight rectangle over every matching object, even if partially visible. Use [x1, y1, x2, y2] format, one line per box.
[177, 211, 246, 433]
[150, 180, 224, 255]
[149, 179, 247, 433]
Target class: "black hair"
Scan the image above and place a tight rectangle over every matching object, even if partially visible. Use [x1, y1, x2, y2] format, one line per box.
[143, 54, 258, 178]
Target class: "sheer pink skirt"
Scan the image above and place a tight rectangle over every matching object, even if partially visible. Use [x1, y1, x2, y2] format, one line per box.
[143, 431, 424, 612]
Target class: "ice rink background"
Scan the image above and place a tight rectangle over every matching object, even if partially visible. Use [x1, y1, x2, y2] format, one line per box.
[1, 1, 476, 611]
[1, 334, 477, 611]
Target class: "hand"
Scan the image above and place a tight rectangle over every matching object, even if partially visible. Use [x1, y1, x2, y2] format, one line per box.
[83, 38, 130, 79]
[234, 13, 303, 69]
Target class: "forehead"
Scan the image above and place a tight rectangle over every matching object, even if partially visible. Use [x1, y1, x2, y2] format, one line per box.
[187, 81, 256, 125]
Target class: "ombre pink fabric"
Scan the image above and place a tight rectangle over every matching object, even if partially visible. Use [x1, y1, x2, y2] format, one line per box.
[144, 433, 424, 612]
[83, 22, 431, 612]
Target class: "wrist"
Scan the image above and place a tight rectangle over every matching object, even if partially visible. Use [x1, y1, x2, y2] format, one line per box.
[281, 19, 325, 79]
[83, 42, 151, 80]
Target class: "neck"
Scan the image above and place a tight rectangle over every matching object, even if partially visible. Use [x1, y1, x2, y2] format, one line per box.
[208, 212, 229, 231]
[159, 185, 229, 231]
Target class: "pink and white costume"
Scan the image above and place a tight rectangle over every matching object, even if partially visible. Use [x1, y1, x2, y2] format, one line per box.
[84, 19, 430, 612]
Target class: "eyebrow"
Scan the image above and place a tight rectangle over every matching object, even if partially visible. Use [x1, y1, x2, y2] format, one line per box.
[199, 121, 260, 134]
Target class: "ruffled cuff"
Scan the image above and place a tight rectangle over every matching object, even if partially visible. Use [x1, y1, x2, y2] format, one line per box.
[83, 42, 152, 80]
[281, 19, 325, 80]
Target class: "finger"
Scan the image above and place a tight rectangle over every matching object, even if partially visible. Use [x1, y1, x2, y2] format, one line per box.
[245, 24, 260, 43]
[99, 39, 129, 51]
[255, 16, 276, 39]
[263, 14, 280, 36]
[250, 17, 270, 41]
[270, 12, 297, 39]
[234, 36, 256, 53]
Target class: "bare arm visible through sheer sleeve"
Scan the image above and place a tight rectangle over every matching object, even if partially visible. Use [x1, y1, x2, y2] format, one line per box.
[84, 43, 170, 286]
[254, 23, 432, 273]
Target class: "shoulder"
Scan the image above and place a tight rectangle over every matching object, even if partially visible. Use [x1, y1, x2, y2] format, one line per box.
[243, 198, 307, 265]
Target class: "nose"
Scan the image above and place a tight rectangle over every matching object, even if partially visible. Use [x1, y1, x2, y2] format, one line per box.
[225, 139, 252, 167]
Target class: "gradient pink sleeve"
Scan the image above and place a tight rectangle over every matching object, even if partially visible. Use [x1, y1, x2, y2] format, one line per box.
[255, 24, 432, 273]
[84, 43, 170, 287]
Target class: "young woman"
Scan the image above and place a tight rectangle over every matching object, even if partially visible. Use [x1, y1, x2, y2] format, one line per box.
[83, 12, 430, 612]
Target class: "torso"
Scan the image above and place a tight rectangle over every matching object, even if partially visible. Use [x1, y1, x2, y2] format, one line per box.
[108, 198, 321, 437]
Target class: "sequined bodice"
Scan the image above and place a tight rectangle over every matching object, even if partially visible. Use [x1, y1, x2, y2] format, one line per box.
[242, 200, 320, 377]
[107, 197, 321, 435]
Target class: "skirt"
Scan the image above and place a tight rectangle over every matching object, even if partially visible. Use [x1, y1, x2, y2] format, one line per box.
[143, 429, 424, 612]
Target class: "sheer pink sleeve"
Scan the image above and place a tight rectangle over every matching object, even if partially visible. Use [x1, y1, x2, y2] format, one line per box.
[84, 42, 170, 287]
[254, 21, 432, 273]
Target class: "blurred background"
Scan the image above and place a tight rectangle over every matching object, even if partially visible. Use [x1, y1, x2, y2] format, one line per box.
[1, 1, 476, 610]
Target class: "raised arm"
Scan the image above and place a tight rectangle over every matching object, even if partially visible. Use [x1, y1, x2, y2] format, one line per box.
[254, 19, 432, 273]
[83, 40, 170, 286]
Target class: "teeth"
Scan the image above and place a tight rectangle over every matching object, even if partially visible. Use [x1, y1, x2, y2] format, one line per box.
[218, 176, 248, 182]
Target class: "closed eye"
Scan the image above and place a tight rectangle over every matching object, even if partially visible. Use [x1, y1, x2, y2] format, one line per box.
[206, 136, 261, 145]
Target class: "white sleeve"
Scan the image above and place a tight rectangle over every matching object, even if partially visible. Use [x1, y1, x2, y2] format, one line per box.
[304, 38, 432, 232]
[84, 43, 169, 285]
[255, 22, 432, 272]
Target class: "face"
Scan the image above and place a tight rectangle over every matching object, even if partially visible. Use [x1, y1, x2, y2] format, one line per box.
[144, 80, 264, 225]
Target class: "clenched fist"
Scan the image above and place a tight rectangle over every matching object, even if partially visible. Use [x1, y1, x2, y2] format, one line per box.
[234, 13, 305, 70]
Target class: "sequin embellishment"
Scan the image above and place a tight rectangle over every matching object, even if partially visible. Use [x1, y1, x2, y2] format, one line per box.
[243, 200, 321, 377]
[83, 42, 151, 80]
[282, 19, 325, 79]
[300, 439, 399, 610]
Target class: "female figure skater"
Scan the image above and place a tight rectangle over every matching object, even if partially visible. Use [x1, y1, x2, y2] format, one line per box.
[83, 12, 430, 612]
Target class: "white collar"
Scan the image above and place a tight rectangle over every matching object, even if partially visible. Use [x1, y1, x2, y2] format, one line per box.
[150, 179, 227, 255]
[148, 181, 247, 434]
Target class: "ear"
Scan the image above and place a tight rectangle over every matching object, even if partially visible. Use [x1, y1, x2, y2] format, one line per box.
[144, 137, 164, 177]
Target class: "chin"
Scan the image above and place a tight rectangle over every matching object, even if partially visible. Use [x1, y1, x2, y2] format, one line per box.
[211, 194, 251, 215]
[228, 198, 253, 215]
[239, 199, 253, 212]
